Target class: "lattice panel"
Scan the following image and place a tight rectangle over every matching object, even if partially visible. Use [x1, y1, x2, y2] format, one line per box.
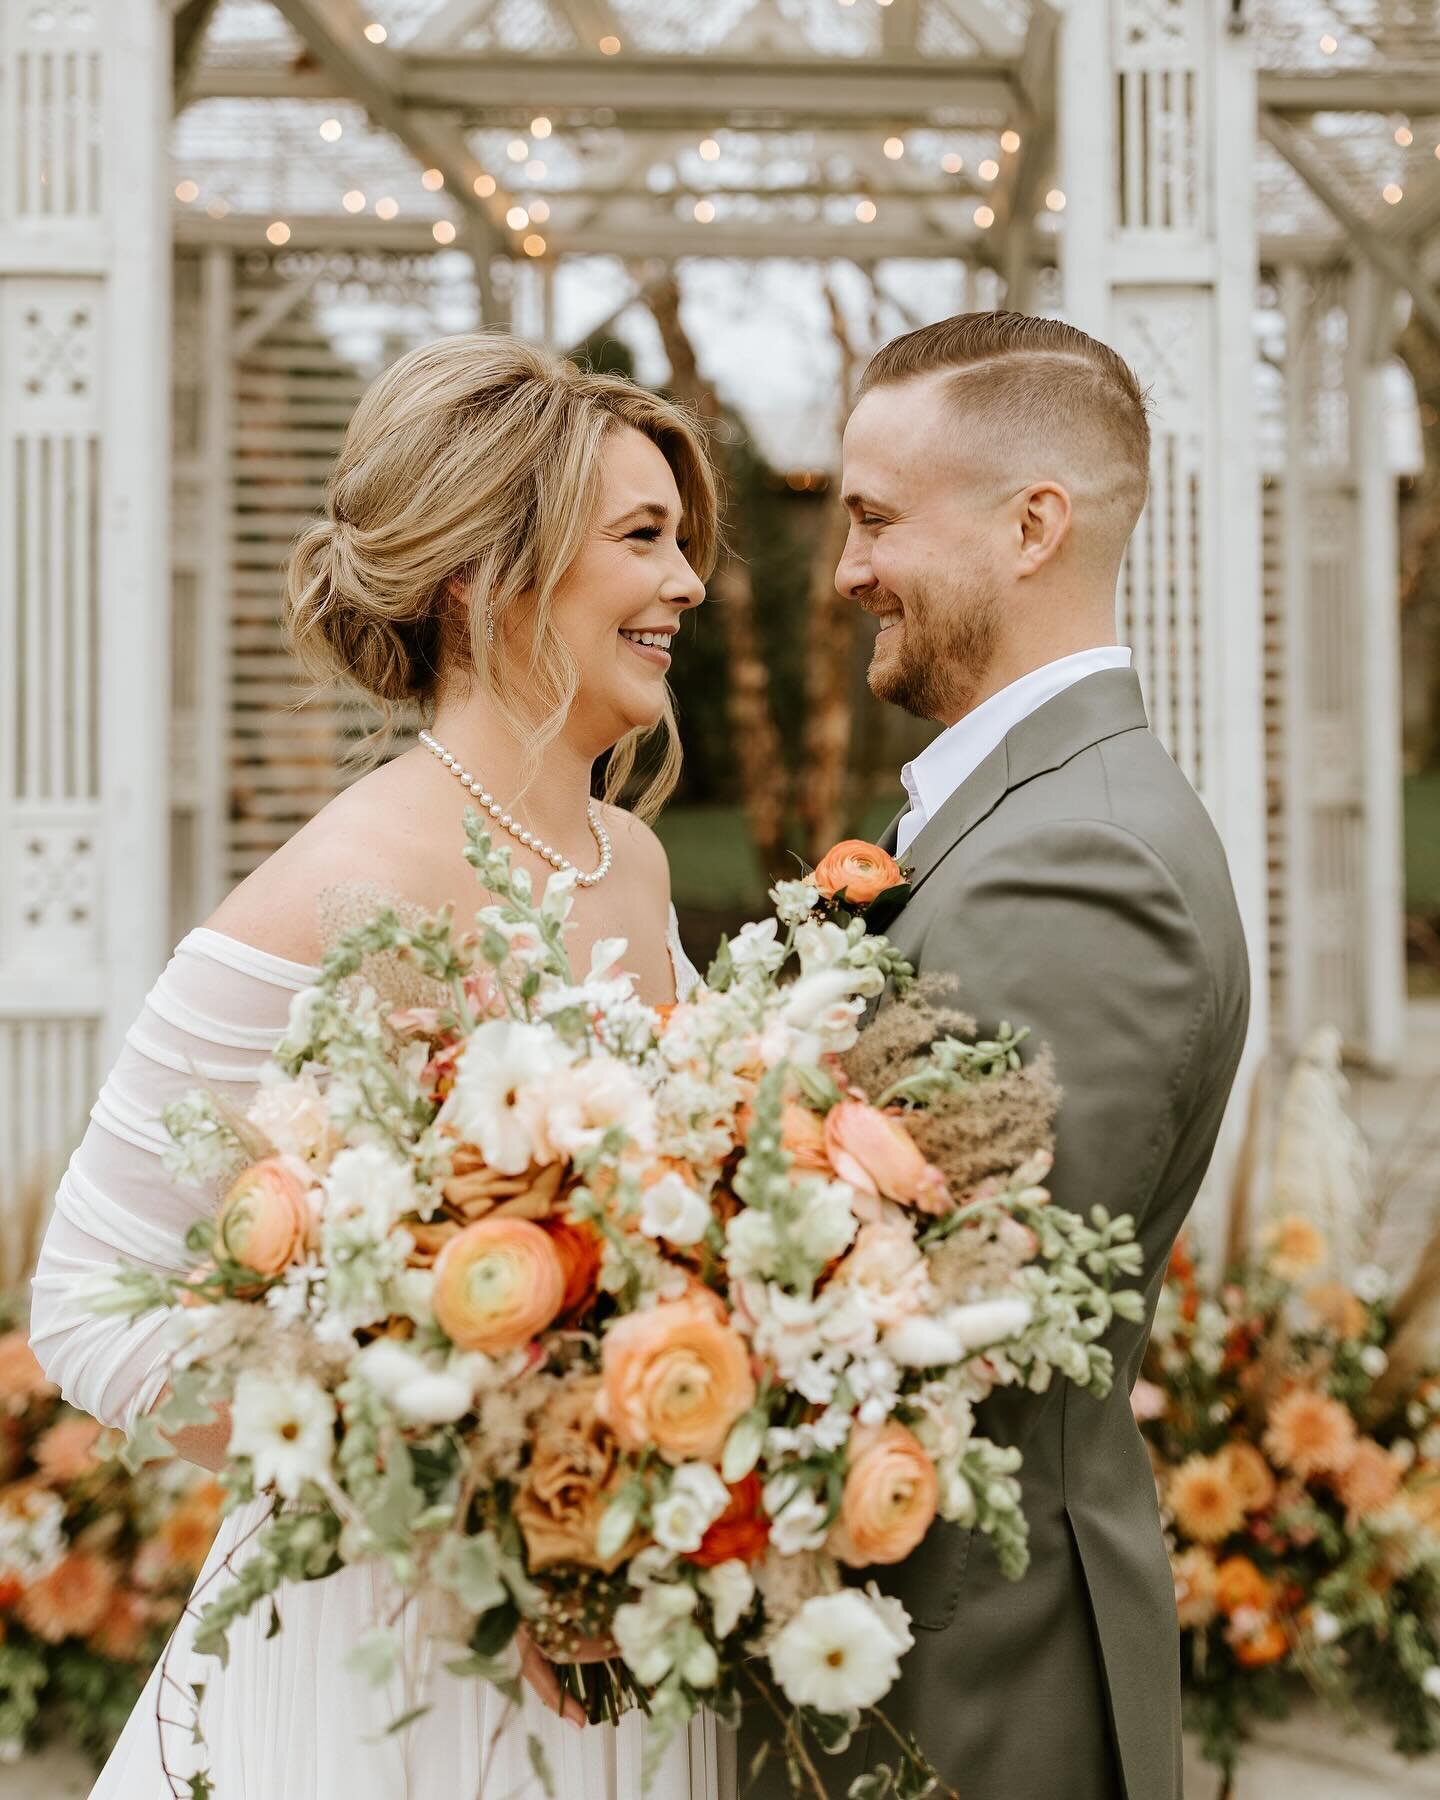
[0, 1014, 97, 1283]
[0, 0, 103, 223]
[1260, 476, 1288, 1035]
[1112, 0, 1205, 236]
[1114, 291, 1208, 796]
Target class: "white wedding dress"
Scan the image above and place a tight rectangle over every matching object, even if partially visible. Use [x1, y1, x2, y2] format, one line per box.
[29, 907, 732, 1800]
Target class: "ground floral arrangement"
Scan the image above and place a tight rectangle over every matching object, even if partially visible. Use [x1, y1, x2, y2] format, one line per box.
[0, 1316, 224, 1766]
[1139, 1032, 1440, 1795]
[100, 823, 1142, 1799]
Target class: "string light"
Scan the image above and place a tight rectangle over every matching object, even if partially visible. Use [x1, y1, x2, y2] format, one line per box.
[506, 204, 530, 229]
[531, 116, 552, 139]
[174, 179, 198, 203]
[363, 20, 387, 42]
[598, 34, 621, 53]
[529, 198, 550, 222]
[941, 152, 963, 174]
[508, 138, 529, 162]
[375, 196, 399, 219]
[699, 138, 721, 161]
[1396, 123, 1414, 146]
[266, 220, 291, 245]
[973, 204, 994, 228]
[422, 168, 444, 191]
[319, 118, 343, 143]
[1045, 188, 1066, 211]
[526, 159, 546, 180]
[978, 158, 999, 181]
[1319, 32, 1337, 52]
[694, 198, 715, 222]
[474, 173, 497, 197]
[523, 233, 547, 256]
[883, 136, 905, 159]
[1000, 129, 1021, 152]
[432, 219, 457, 244]
[855, 198, 877, 222]
[1383, 182, 1404, 204]
[206, 198, 229, 219]
[342, 189, 366, 212]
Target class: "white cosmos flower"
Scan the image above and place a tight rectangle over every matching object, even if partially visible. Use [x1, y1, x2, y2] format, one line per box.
[652, 1464, 732, 1553]
[862, 1582, 914, 1656]
[640, 1172, 712, 1247]
[323, 1142, 417, 1236]
[725, 1210, 780, 1280]
[439, 1020, 571, 1173]
[229, 1370, 335, 1498]
[536, 1057, 655, 1161]
[700, 1560, 756, 1638]
[768, 1590, 904, 1712]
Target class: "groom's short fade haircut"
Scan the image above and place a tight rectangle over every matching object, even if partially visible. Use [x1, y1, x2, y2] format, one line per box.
[857, 310, 1152, 526]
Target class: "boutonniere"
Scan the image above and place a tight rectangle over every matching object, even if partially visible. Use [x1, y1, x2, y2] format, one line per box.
[810, 838, 912, 931]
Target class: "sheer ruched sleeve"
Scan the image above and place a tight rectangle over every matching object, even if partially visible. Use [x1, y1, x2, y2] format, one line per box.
[28, 929, 318, 1432]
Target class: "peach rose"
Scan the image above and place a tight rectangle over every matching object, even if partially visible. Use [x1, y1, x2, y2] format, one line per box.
[737, 1102, 831, 1171]
[830, 1223, 931, 1327]
[812, 840, 905, 906]
[216, 1158, 310, 1275]
[514, 1377, 636, 1573]
[829, 1421, 938, 1567]
[824, 1101, 950, 1215]
[0, 1331, 56, 1414]
[433, 1217, 567, 1353]
[599, 1293, 756, 1464]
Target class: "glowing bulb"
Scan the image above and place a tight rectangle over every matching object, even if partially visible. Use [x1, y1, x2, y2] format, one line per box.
[523, 233, 547, 256]
[508, 138, 529, 162]
[342, 189, 366, 212]
[266, 220, 291, 245]
[526, 159, 546, 180]
[598, 34, 621, 53]
[422, 168, 444, 191]
[206, 198, 228, 218]
[979, 158, 999, 181]
[973, 204, 994, 228]
[699, 138, 721, 161]
[506, 205, 530, 229]
[883, 136, 905, 159]
[474, 174, 497, 197]
[531, 116, 552, 139]
[941, 152, 963, 174]
[694, 199, 715, 222]
[375, 196, 399, 219]
[1000, 129, 1021, 152]
[529, 198, 550, 222]
[1383, 182, 1404, 203]
[1045, 188, 1066, 211]
[174, 179, 199, 203]
[1396, 124, 1414, 146]
[855, 198, 877, 222]
[363, 20, 387, 42]
[1319, 32, 1337, 51]
[432, 219, 457, 244]
[319, 118, 343, 143]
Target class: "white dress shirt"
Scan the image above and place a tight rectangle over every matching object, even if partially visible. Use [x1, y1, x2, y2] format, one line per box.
[894, 646, 1134, 858]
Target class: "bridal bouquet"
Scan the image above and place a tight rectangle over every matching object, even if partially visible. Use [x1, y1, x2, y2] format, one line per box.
[101, 818, 1142, 1799]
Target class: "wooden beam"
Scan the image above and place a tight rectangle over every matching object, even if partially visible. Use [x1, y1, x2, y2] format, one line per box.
[933, 0, 1023, 58]
[1258, 110, 1440, 339]
[551, 0, 622, 52]
[881, 0, 921, 55]
[172, 0, 221, 107]
[410, 0, 499, 51]
[1258, 68, 1440, 115]
[992, 0, 1056, 307]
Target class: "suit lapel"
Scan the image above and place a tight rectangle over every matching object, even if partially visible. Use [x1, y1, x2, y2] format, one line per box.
[896, 667, 1151, 902]
[877, 807, 906, 856]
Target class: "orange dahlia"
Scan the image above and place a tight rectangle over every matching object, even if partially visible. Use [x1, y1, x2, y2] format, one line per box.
[1333, 1437, 1401, 1521]
[1219, 1442, 1277, 1514]
[1263, 1387, 1356, 1480]
[1260, 1214, 1327, 1284]
[16, 1550, 117, 1643]
[1168, 1454, 1246, 1545]
[33, 1416, 103, 1486]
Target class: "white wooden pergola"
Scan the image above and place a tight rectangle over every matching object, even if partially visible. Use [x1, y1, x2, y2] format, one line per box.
[0, 0, 1429, 1256]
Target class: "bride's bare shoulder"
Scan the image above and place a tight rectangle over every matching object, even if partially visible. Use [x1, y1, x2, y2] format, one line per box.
[598, 803, 672, 894]
[204, 755, 439, 965]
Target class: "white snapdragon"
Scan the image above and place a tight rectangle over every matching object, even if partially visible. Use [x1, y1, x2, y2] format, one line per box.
[700, 1560, 756, 1638]
[770, 880, 821, 926]
[652, 1464, 732, 1553]
[356, 1337, 489, 1426]
[640, 1171, 712, 1247]
[323, 1143, 417, 1237]
[248, 1064, 333, 1163]
[725, 1210, 780, 1280]
[613, 1582, 700, 1684]
[796, 1180, 859, 1265]
[762, 1475, 830, 1555]
[728, 919, 787, 977]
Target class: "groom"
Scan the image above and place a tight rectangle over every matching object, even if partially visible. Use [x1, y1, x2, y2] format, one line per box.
[743, 313, 1250, 1798]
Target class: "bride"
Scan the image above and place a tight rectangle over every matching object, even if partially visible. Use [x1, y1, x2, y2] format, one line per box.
[28, 335, 733, 1798]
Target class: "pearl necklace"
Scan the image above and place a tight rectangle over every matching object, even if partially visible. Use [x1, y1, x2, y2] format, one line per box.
[418, 729, 613, 888]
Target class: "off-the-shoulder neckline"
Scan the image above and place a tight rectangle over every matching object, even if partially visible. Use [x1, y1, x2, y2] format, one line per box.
[180, 926, 321, 984]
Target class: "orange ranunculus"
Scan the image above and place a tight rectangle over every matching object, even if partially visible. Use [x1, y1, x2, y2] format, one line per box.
[1214, 1554, 1271, 1617]
[0, 1331, 55, 1414]
[216, 1158, 310, 1276]
[33, 1416, 103, 1486]
[17, 1550, 117, 1644]
[687, 1472, 770, 1568]
[812, 840, 905, 906]
[433, 1217, 567, 1354]
[513, 1377, 637, 1573]
[1219, 1442, 1277, 1514]
[546, 1218, 604, 1320]
[824, 1101, 950, 1215]
[1233, 1620, 1289, 1667]
[599, 1293, 755, 1465]
[828, 1421, 939, 1568]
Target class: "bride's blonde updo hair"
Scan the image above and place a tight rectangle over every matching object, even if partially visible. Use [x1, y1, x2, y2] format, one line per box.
[283, 332, 719, 819]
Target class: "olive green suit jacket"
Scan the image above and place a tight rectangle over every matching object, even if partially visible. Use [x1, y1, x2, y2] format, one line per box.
[739, 668, 1250, 1800]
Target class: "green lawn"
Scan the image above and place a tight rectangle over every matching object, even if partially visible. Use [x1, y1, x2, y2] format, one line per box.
[1406, 771, 1440, 915]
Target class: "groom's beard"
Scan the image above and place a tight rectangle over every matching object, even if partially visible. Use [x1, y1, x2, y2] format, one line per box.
[866, 576, 1002, 723]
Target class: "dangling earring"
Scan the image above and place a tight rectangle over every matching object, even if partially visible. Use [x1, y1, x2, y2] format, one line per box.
[484, 600, 495, 647]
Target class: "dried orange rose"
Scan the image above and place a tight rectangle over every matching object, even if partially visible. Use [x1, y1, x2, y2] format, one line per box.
[812, 840, 905, 906]
[433, 1217, 567, 1353]
[514, 1377, 636, 1573]
[216, 1158, 310, 1275]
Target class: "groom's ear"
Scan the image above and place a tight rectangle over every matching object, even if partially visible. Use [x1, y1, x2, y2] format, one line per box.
[1014, 481, 1072, 576]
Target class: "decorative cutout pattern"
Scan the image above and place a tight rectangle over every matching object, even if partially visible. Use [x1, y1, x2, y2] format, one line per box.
[1114, 0, 1204, 234]
[13, 816, 99, 955]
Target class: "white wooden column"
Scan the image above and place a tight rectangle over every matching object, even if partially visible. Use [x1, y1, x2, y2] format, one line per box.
[1057, 0, 1268, 1238]
[0, 0, 171, 1234]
